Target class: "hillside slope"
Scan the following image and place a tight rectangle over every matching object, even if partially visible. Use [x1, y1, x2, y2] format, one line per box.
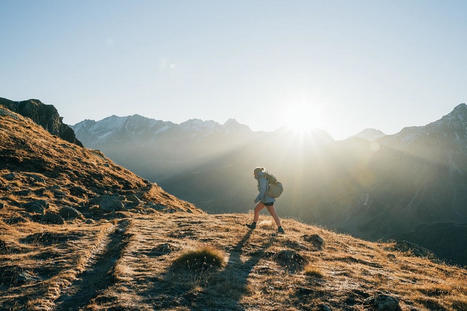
[0, 105, 201, 308]
[1, 212, 466, 310]
[0, 106, 199, 218]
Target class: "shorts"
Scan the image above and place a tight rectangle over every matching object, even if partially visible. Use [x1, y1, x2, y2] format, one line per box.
[263, 202, 274, 206]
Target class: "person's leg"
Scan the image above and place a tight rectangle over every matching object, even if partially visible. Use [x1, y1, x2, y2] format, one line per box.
[253, 202, 266, 222]
[266, 205, 282, 227]
[246, 202, 265, 229]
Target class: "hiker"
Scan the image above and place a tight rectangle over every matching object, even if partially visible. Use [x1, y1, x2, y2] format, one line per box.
[246, 167, 285, 234]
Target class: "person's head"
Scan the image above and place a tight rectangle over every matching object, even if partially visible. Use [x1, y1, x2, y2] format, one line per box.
[253, 167, 264, 179]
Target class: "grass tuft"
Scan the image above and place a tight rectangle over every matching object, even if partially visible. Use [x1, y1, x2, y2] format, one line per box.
[172, 246, 224, 273]
[304, 264, 324, 278]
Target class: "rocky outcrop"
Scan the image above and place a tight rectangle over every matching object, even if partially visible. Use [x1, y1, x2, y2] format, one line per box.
[365, 294, 401, 311]
[303, 234, 325, 250]
[0, 97, 82, 146]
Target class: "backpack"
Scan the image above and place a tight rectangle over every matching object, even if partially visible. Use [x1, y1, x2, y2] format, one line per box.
[263, 172, 283, 198]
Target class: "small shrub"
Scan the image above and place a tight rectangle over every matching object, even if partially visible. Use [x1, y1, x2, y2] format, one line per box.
[304, 264, 324, 278]
[172, 246, 224, 273]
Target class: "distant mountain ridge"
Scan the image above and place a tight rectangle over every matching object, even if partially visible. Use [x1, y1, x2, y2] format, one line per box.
[72, 103, 467, 265]
[73, 115, 252, 148]
[352, 128, 386, 141]
[72, 115, 263, 180]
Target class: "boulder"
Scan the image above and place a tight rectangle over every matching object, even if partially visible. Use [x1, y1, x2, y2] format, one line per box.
[59, 206, 82, 220]
[388, 240, 434, 259]
[274, 250, 308, 272]
[3, 172, 16, 181]
[23, 200, 49, 214]
[40, 211, 64, 225]
[303, 234, 325, 250]
[366, 294, 401, 311]
[318, 304, 332, 311]
[91, 195, 124, 213]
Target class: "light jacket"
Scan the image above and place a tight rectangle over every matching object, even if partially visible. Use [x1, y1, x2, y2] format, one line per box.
[254, 172, 275, 204]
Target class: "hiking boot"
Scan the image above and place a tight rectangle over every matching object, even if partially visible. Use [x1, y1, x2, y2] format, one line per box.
[277, 226, 285, 234]
[246, 222, 256, 229]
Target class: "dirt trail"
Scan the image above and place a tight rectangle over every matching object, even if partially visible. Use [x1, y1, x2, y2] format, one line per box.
[54, 220, 131, 311]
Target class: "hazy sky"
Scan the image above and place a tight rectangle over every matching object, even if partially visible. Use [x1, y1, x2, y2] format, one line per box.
[1, 0, 466, 139]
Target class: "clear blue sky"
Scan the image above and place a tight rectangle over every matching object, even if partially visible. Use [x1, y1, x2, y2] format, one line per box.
[1, 0, 466, 139]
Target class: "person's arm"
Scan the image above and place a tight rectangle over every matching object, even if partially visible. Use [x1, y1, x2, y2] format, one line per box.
[254, 176, 268, 203]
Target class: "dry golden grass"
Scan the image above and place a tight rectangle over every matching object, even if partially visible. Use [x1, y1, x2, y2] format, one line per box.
[304, 263, 324, 278]
[172, 246, 225, 272]
[0, 109, 201, 215]
[1, 212, 466, 310]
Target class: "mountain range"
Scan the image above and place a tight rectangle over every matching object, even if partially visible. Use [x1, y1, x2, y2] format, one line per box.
[72, 103, 467, 266]
[0, 100, 465, 310]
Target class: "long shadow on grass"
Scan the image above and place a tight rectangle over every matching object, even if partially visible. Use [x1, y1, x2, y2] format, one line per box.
[145, 229, 275, 311]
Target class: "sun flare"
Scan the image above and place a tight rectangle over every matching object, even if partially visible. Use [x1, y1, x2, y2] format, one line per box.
[283, 104, 323, 134]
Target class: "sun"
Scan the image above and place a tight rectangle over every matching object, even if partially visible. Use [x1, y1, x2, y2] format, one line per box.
[283, 103, 322, 135]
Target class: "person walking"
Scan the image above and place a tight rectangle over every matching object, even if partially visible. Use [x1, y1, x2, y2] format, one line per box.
[246, 167, 285, 234]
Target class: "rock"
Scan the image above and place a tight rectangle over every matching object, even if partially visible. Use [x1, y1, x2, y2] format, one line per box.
[113, 212, 128, 219]
[147, 243, 174, 257]
[0, 107, 20, 119]
[303, 234, 324, 250]
[274, 250, 308, 272]
[25, 173, 45, 183]
[318, 304, 332, 311]
[126, 194, 141, 203]
[40, 211, 64, 225]
[0, 267, 39, 286]
[23, 200, 49, 214]
[388, 240, 434, 259]
[3, 172, 16, 181]
[58, 206, 82, 220]
[89, 205, 104, 216]
[53, 190, 66, 198]
[366, 294, 401, 311]
[69, 185, 87, 197]
[91, 195, 124, 213]
[0, 97, 83, 146]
